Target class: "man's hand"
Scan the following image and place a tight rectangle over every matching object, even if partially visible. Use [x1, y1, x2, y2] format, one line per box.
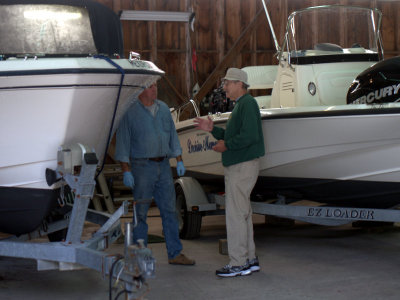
[194, 116, 214, 132]
[177, 161, 186, 176]
[123, 171, 135, 188]
[212, 140, 227, 153]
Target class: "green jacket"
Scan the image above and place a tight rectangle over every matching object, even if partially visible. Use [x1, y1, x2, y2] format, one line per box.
[211, 93, 265, 167]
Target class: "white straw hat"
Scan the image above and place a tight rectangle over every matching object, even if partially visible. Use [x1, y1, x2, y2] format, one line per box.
[223, 68, 248, 85]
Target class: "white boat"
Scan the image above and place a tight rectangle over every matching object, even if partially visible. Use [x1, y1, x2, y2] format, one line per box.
[0, 0, 164, 235]
[173, 5, 400, 209]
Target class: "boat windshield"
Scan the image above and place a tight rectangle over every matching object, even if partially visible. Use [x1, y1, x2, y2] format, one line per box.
[281, 5, 383, 63]
[0, 4, 97, 56]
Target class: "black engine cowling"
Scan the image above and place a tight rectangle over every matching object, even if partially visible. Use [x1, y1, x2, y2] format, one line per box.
[347, 56, 400, 104]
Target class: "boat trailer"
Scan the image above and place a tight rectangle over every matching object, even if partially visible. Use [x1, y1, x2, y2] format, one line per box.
[0, 144, 155, 300]
[210, 194, 400, 226]
[175, 177, 400, 239]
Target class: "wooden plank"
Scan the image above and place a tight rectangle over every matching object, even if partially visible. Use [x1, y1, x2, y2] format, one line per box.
[248, 0, 257, 66]
[157, 53, 188, 105]
[185, 21, 192, 97]
[379, 1, 396, 53]
[178, 0, 191, 98]
[216, 0, 225, 63]
[149, 0, 158, 62]
[397, 6, 400, 57]
[122, 1, 150, 59]
[162, 75, 187, 104]
[195, 0, 214, 51]
[226, 0, 241, 66]
[110, 0, 121, 11]
[193, 8, 265, 104]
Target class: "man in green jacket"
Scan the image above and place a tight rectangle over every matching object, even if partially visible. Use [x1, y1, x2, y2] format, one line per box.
[194, 68, 265, 277]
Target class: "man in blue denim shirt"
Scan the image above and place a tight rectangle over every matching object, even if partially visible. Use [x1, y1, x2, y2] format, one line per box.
[115, 81, 195, 265]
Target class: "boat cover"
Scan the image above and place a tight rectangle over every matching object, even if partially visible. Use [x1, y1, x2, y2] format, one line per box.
[0, 0, 124, 57]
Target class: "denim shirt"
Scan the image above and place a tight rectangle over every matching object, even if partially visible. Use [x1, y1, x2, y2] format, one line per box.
[115, 99, 182, 163]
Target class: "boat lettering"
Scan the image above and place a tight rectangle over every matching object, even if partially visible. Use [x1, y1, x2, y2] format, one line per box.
[130, 60, 151, 69]
[307, 207, 374, 220]
[187, 136, 218, 153]
[353, 83, 400, 104]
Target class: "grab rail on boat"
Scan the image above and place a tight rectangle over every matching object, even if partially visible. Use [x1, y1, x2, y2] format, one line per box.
[170, 99, 200, 123]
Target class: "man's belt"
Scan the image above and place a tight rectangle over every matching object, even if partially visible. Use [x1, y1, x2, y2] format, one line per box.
[148, 156, 166, 162]
[134, 156, 167, 162]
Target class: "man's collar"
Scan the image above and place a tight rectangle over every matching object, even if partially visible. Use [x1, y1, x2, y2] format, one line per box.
[138, 99, 159, 107]
[235, 93, 247, 102]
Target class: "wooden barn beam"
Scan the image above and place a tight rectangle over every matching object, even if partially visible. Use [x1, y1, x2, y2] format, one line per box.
[162, 75, 187, 104]
[149, 0, 157, 62]
[249, 0, 257, 66]
[193, 8, 265, 105]
[216, 1, 225, 63]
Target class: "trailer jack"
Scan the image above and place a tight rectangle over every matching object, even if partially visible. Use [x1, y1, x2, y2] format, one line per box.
[0, 143, 155, 300]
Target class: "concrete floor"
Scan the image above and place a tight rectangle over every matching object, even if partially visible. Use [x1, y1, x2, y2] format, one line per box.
[2, 207, 400, 300]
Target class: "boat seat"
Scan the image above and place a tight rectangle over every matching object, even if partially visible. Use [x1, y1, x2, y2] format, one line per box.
[314, 43, 343, 52]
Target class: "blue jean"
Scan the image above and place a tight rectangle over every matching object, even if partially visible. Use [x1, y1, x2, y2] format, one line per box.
[131, 158, 182, 259]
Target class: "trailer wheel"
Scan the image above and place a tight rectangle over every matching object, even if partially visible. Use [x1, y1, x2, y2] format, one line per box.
[175, 184, 202, 239]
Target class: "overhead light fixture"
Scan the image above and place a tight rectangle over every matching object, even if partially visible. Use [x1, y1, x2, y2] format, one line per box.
[120, 10, 194, 23]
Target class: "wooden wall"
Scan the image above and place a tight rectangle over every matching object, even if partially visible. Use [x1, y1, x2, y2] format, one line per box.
[96, 0, 400, 108]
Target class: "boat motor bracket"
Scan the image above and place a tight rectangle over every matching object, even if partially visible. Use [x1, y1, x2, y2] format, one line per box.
[56, 143, 97, 176]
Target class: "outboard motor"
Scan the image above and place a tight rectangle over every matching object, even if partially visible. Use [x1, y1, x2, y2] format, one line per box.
[347, 56, 400, 104]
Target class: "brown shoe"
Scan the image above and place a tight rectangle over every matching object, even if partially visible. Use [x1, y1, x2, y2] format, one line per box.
[168, 253, 195, 265]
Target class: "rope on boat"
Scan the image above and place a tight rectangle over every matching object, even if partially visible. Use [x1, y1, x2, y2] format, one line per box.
[93, 54, 125, 180]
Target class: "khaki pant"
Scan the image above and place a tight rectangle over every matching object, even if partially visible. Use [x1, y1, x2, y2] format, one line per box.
[224, 158, 260, 266]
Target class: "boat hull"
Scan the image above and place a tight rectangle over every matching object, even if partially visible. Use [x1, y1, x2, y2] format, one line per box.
[0, 187, 58, 236]
[174, 105, 400, 208]
[0, 57, 163, 234]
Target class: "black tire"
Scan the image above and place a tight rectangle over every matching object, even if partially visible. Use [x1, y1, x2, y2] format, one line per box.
[175, 184, 202, 239]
